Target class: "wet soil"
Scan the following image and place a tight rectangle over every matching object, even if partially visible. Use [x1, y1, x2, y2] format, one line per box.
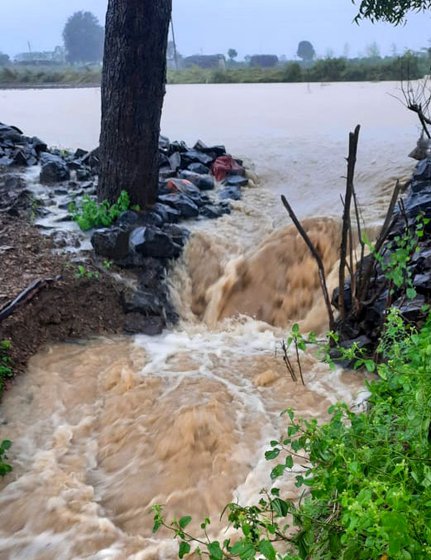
[0, 214, 126, 377]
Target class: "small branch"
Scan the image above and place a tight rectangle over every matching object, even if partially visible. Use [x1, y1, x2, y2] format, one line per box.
[339, 125, 360, 321]
[0, 276, 62, 323]
[281, 195, 335, 331]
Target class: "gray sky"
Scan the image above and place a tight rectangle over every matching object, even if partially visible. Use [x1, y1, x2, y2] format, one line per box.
[1, 0, 430, 59]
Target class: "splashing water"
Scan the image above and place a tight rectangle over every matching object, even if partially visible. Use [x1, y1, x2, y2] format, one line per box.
[0, 82, 416, 558]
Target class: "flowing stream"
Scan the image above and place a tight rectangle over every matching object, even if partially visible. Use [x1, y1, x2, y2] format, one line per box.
[0, 82, 420, 559]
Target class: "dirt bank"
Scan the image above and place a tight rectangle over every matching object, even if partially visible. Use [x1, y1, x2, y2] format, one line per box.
[0, 214, 126, 377]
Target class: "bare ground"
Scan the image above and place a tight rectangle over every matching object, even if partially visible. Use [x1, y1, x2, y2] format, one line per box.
[0, 214, 126, 377]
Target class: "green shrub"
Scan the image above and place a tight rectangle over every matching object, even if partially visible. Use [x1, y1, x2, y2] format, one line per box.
[69, 190, 135, 231]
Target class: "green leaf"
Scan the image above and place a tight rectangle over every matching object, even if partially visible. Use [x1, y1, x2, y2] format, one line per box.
[259, 540, 276, 560]
[179, 515, 192, 529]
[271, 497, 289, 517]
[0, 440, 11, 451]
[270, 464, 285, 480]
[179, 541, 191, 558]
[208, 541, 223, 560]
[265, 449, 280, 461]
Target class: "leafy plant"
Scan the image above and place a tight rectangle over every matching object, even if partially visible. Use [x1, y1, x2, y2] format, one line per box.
[69, 190, 137, 231]
[0, 339, 13, 395]
[74, 265, 99, 280]
[154, 310, 431, 559]
[0, 440, 12, 477]
[366, 215, 430, 300]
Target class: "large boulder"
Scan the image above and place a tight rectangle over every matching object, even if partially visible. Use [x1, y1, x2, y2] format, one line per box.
[91, 227, 130, 259]
[129, 226, 182, 258]
[179, 170, 215, 191]
[158, 193, 200, 218]
[40, 156, 70, 184]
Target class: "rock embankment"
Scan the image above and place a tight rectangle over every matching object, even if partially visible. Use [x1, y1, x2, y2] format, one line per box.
[333, 157, 431, 350]
[0, 120, 251, 373]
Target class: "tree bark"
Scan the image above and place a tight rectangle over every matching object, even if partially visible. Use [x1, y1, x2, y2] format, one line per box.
[98, 0, 172, 207]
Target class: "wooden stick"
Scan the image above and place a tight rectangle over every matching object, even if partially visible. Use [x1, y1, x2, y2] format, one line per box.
[0, 276, 61, 323]
[281, 195, 335, 331]
[339, 125, 360, 320]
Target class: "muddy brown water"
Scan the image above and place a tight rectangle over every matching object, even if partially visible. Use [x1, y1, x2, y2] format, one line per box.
[0, 82, 418, 559]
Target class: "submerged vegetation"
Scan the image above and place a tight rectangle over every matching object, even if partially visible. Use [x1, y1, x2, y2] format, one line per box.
[154, 308, 431, 559]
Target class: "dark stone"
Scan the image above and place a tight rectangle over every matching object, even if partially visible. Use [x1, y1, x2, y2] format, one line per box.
[404, 188, 431, 219]
[116, 209, 164, 229]
[40, 159, 71, 184]
[179, 170, 215, 191]
[91, 227, 130, 259]
[81, 147, 100, 169]
[11, 150, 29, 167]
[169, 140, 188, 153]
[123, 313, 165, 335]
[331, 283, 352, 311]
[168, 151, 182, 171]
[181, 149, 214, 167]
[224, 175, 249, 187]
[219, 186, 241, 201]
[129, 226, 182, 258]
[74, 148, 88, 158]
[122, 288, 163, 315]
[187, 162, 210, 175]
[152, 202, 181, 223]
[0, 156, 13, 167]
[159, 169, 177, 182]
[159, 135, 171, 152]
[76, 168, 92, 181]
[200, 204, 229, 219]
[159, 152, 170, 168]
[161, 223, 190, 246]
[158, 193, 199, 218]
[138, 258, 167, 289]
[193, 140, 226, 158]
[413, 273, 431, 291]
[30, 136, 48, 153]
[394, 294, 427, 321]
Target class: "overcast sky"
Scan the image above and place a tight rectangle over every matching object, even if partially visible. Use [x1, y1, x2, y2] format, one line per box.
[1, 0, 430, 59]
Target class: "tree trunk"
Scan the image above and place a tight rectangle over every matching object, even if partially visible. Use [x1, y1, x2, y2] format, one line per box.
[98, 0, 172, 207]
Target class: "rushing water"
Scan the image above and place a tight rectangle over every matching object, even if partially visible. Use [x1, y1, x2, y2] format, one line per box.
[0, 82, 419, 559]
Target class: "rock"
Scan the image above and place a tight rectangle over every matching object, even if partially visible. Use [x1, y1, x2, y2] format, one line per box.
[212, 155, 245, 181]
[179, 170, 215, 191]
[188, 162, 210, 175]
[159, 135, 171, 152]
[76, 168, 92, 181]
[224, 174, 249, 187]
[122, 288, 164, 315]
[123, 313, 165, 335]
[404, 187, 431, 219]
[394, 294, 427, 321]
[161, 224, 190, 246]
[219, 186, 241, 201]
[158, 193, 199, 218]
[152, 202, 181, 223]
[199, 204, 230, 219]
[181, 149, 214, 168]
[168, 151, 182, 171]
[129, 226, 182, 258]
[138, 258, 167, 289]
[413, 273, 431, 291]
[91, 227, 130, 259]
[161, 177, 204, 205]
[116, 210, 164, 229]
[74, 148, 88, 158]
[40, 158, 70, 184]
[193, 140, 226, 158]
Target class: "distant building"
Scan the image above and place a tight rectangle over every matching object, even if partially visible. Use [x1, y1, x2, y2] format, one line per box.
[14, 46, 65, 65]
[249, 55, 279, 68]
[183, 54, 226, 70]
